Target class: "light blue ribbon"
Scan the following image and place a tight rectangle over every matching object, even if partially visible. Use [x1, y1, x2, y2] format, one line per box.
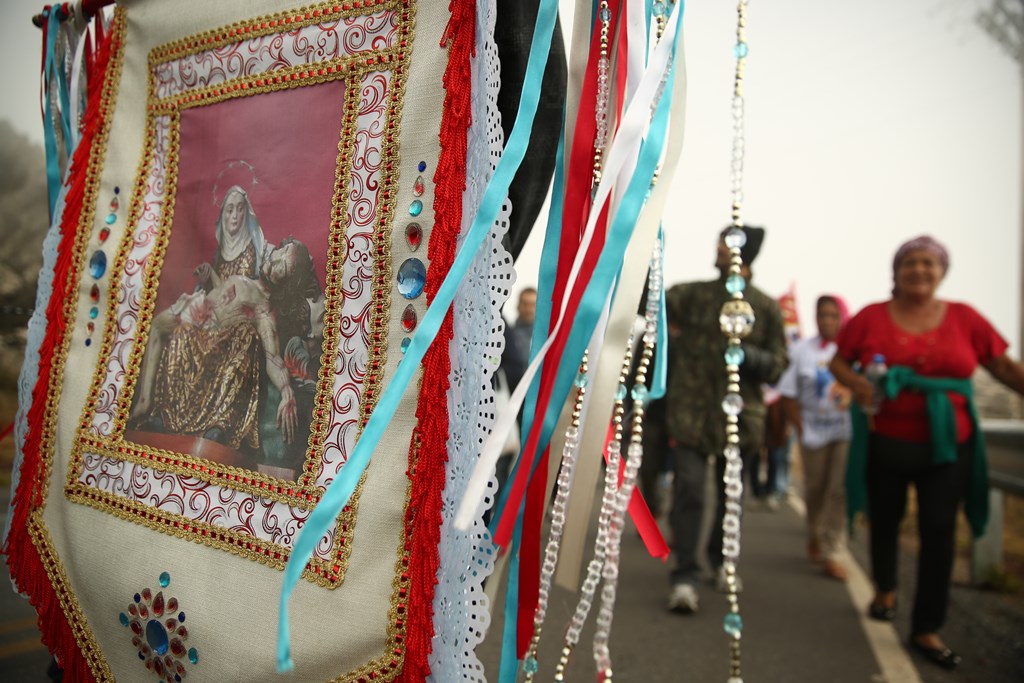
[497, 518, 523, 683]
[42, 9, 64, 218]
[275, 0, 562, 671]
[649, 227, 668, 400]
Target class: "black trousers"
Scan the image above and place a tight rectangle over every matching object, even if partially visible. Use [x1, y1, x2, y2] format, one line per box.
[866, 434, 971, 635]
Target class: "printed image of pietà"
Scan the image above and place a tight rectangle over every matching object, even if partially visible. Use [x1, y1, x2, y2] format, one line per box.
[129, 182, 324, 478]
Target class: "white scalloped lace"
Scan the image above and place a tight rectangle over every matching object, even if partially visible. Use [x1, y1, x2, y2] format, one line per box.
[428, 0, 512, 679]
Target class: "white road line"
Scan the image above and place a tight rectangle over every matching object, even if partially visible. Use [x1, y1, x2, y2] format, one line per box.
[787, 496, 922, 683]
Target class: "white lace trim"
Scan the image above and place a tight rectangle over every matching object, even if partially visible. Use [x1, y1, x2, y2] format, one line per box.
[428, 0, 511, 679]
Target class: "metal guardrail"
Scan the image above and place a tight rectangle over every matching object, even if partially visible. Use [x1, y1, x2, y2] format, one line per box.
[973, 419, 1023, 584]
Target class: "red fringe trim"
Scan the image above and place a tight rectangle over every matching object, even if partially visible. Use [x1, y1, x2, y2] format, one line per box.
[2, 21, 118, 683]
[395, 1, 474, 680]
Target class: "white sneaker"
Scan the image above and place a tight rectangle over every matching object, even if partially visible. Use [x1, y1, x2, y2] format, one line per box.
[765, 496, 781, 511]
[715, 566, 743, 594]
[667, 583, 699, 614]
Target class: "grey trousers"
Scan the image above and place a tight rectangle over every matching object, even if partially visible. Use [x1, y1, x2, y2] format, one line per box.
[801, 439, 849, 560]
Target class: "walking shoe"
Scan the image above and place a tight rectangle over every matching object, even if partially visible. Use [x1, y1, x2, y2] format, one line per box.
[714, 565, 743, 594]
[765, 496, 781, 511]
[667, 583, 699, 614]
[822, 559, 848, 581]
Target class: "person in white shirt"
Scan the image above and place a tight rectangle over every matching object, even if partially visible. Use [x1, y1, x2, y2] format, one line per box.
[779, 295, 853, 580]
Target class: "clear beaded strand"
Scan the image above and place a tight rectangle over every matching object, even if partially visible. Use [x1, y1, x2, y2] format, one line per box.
[523, 354, 590, 681]
[592, 233, 663, 683]
[719, 3, 752, 683]
[592, 0, 612, 192]
[554, 339, 634, 682]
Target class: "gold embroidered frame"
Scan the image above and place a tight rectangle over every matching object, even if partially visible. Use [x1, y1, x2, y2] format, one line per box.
[61, 0, 414, 590]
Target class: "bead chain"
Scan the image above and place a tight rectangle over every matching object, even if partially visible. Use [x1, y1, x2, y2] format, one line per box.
[522, 354, 590, 681]
[553, 339, 634, 682]
[719, 3, 751, 683]
[592, 0, 612, 191]
[591, 231, 663, 683]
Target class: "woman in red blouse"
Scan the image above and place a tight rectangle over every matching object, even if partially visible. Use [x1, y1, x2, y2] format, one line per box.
[830, 235, 1024, 670]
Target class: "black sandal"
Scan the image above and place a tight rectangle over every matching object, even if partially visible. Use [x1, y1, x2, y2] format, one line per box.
[909, 639, 961, 670]
[867, 599, 896, 621]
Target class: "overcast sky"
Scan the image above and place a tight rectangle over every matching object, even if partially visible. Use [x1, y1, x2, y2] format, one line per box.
[2, 0, 1021, 352]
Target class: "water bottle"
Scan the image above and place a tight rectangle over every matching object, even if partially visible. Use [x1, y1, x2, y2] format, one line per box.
[863, 353, 887, 415]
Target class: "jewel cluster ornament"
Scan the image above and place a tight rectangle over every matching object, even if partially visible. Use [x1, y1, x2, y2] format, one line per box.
[398, 160, 430, 352]
[118, 572, 199, 682]
[87, 185, 118, 347]
[719, 2, 751, 682]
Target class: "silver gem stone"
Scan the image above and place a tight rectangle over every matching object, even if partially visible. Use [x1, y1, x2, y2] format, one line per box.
[719, 300, 756, 338]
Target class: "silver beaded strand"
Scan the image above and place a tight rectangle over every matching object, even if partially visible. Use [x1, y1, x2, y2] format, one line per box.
[718, 2, 752, 683]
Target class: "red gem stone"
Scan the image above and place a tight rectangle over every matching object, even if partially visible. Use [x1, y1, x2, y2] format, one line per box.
[87, 322, 95, 335]
[90, 284, 100, 302]
[154, 658, 165, 677]
[128, 604, 138, 617]
[167, 597, 178, 613]
[109, 197, 119, 211]
[152, 592, 165, 617]
[412, 175, 425, 197]
[401, 305, 417, 332]
[139, 604, 149, 618]
[170, 638, 186, 657]
[132, 636, 141, 647]
[405, 222, 422, 250]
[130, 620, 142, 635]
[98, 227, 110, 242]
[142, 588, 152, 601]
[177, 625, 188, 640]
[165, 619, 177, 631]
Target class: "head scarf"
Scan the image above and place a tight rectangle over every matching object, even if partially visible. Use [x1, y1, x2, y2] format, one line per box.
[892, 235, 949, 276]
[216, 186, 268, 274]
[816, 294, 848, 347]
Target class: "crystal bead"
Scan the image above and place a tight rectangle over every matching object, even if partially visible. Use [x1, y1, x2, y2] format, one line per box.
[408, 199, 423, 217]
[599, 6, 611, 22]
[631, 384, 649, 404]
[724, 346, 745, 366]
[719, 300, 755, 338]
[722, 393, 743, 416]
[653, 2, 667, 16]
[524, 656, 540, 675]
[119, 613, 129, 627]
[723, 228, 746, 249]
[574, 372, 588, 389]
[413, 176, 425, 197]
[401, 304, 417, 332]
[98, 227, 110, 242]
[159, 572, 170, 588]
[105, 213, 117, 225]
[89, 251, 107, 279]
[615, 384, 627, 401]
[188, 648, 199, 664]
[397, 258, 426, 299]
[733, 41, 749, 59]
[146, 620, 169, 656]
[405, 222, 422, 250]
[401, 337, 411, 353]
[417, 161, 426, 173]
[725, 274, 746, 294]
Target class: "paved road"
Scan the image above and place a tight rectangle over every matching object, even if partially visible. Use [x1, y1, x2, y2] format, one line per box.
[0, 488, 1021, 682]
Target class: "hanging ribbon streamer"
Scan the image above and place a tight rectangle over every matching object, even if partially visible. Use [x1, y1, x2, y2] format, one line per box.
[275, 0, 563, 671]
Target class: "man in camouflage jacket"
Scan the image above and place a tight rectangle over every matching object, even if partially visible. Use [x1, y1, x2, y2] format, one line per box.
[665, 226, 788, 614]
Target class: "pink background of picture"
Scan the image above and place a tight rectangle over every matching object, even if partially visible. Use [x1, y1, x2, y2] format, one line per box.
[154, 80, 348, 312]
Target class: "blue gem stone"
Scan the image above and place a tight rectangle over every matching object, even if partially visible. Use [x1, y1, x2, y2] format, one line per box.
[401, 337, 411, 353]
[524, 656, 539, 675]
[725, 274, 746, 295]
[85, 338, 92, 347]
[146, 619, 169, 656]
[105, 213, 117, 225]
[119, 612, 129, 627]
[89, 251, 107, 279]
[574, 372, 588, 389]
[178, 612, 186, 623]
[408, 199, 423, 217]
[653, 2, 667, 16]
[188, 648, 199, 664]
[615, 383, 627, 401]
[417, 161, 426, 173]
[159, 572, 170, 588]
[114, 186, 120, 194]
[134, 593, 141, 603]
[139, 652, 145, 660]
[397, 258, 426, 299]
[175, 676, 181, 683]
[631, 384, 649, 404]
[733, 42, 749, 59]
[724, 346, 745, 366]
[599, 6, 611, 21]
[724, 612, 743, 636]
[89, 307, 99, 319]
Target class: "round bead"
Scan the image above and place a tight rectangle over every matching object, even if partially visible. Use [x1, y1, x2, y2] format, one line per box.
[725, 274, 746, 295]
[524, 656, 539, 675]
[722, 393, 743, 416]
[719, 300, 755, 338]
[631, 384, 649, 404]
[734, 42, 749, 59]
[574, 372, 588, 389]
[723, 228, 746, 249]
[599, 6, 611, 21]
[724, 346, 745, 366]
